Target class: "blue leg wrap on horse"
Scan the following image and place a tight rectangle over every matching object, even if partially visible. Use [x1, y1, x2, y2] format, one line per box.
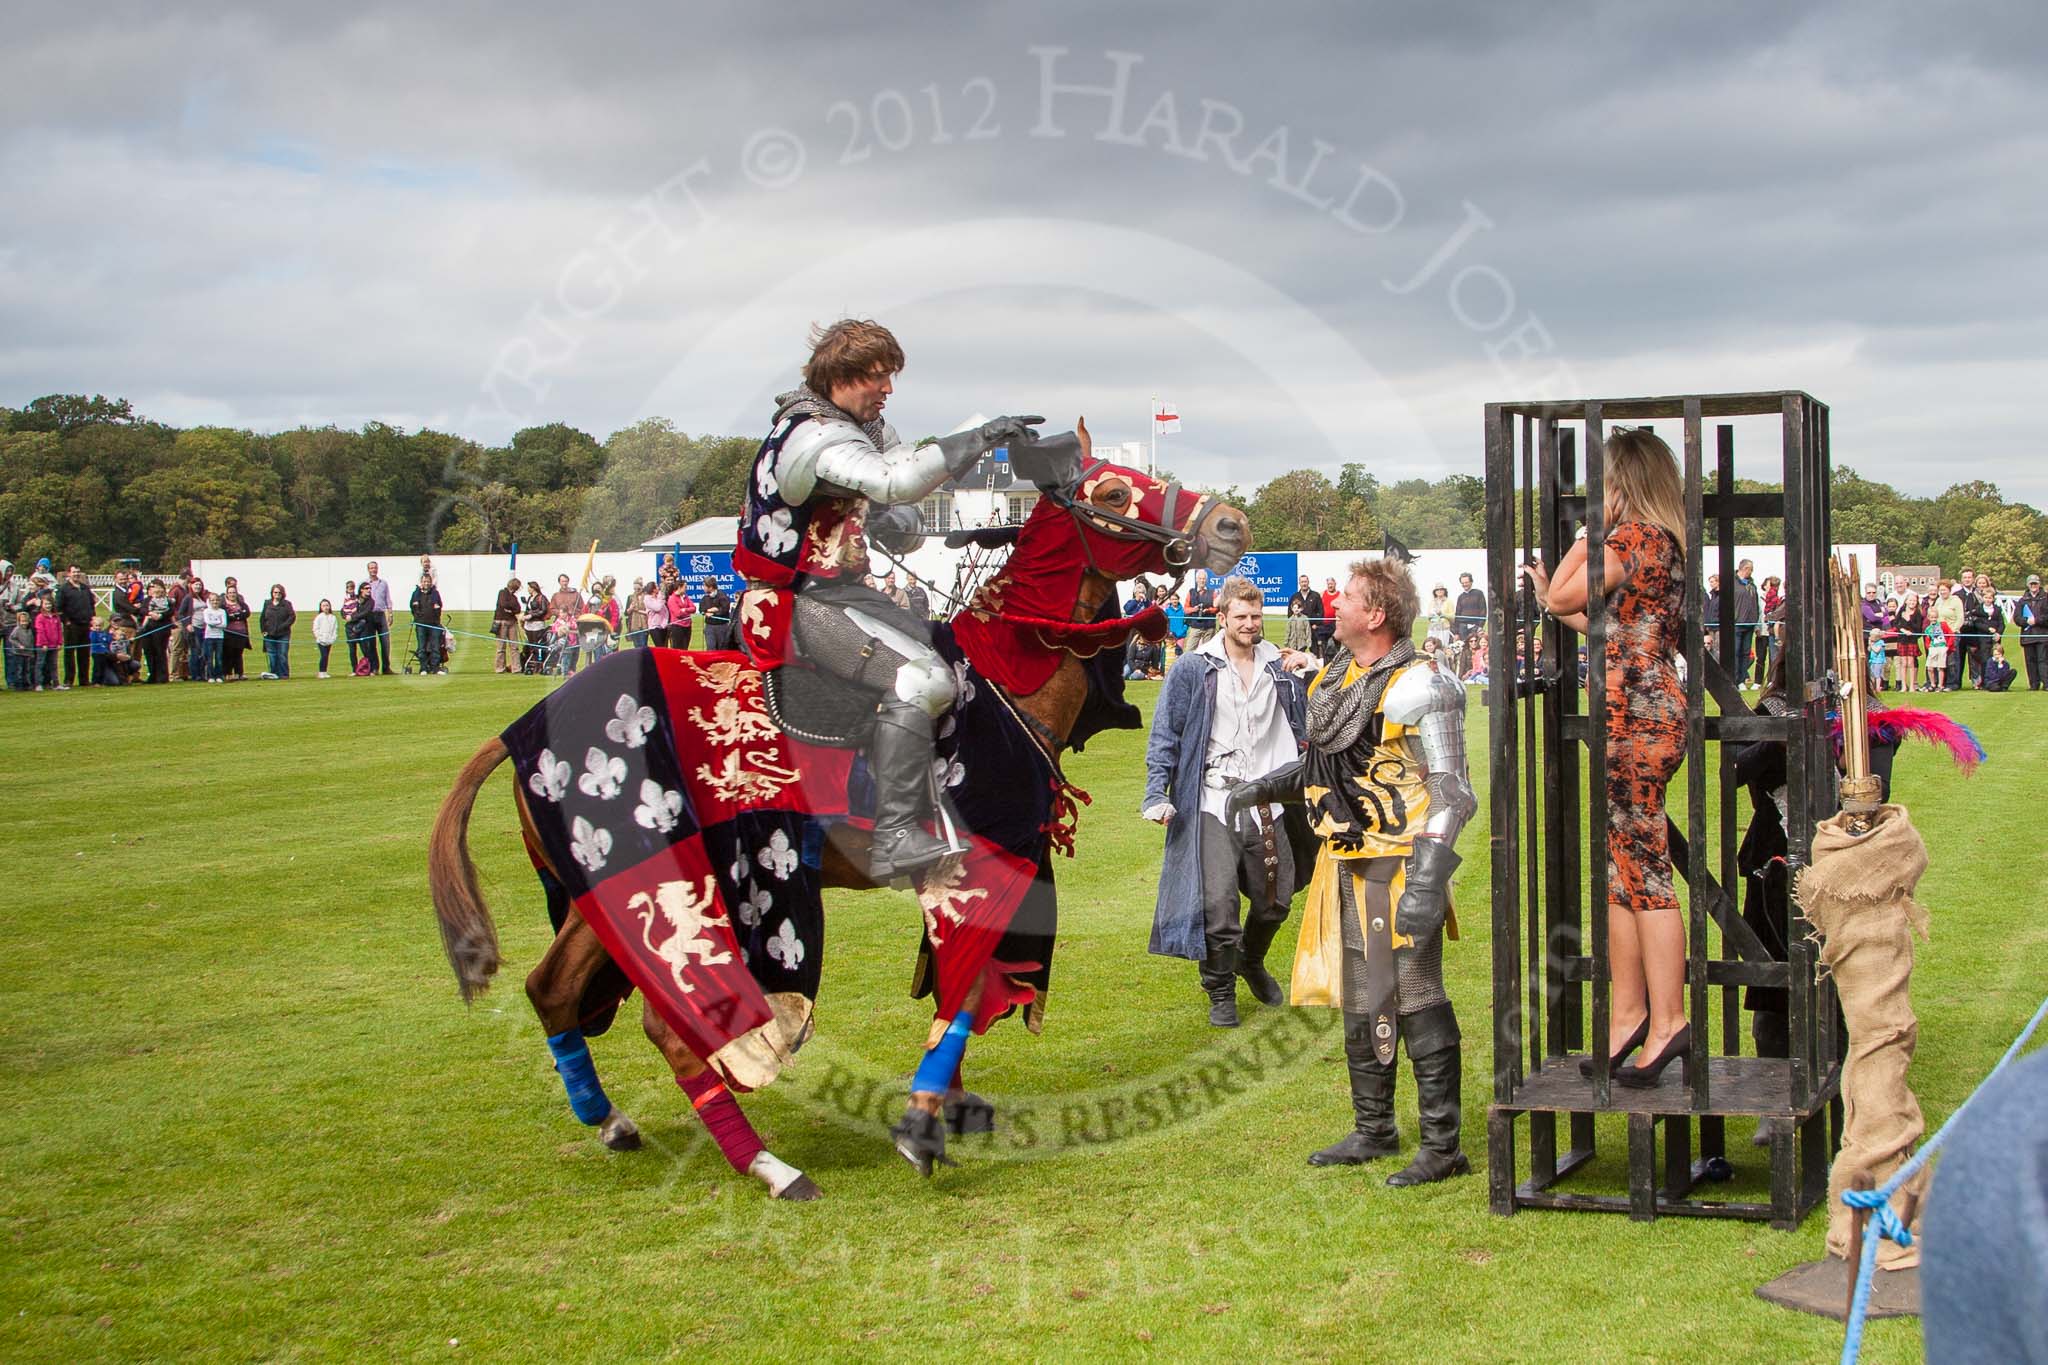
[911, 1012, 975, 1095]
[546, 1029, 611, 1125]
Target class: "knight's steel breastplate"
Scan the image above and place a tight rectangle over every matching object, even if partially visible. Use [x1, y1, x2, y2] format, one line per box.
[733, 415, 870, 589]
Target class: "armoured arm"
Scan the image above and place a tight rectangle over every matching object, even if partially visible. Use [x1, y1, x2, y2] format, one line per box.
[779, 415, 1043, 506]
[1385, 662, 1475, 939]
[1415, 664, 1476, 845]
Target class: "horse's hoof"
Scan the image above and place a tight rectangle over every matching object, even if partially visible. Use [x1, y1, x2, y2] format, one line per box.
[599, 1110, 641, 1152]
[774, 1174, 824, 1201]
[944, 1090, 996, 1136]
[890, 1106, 954, 1178]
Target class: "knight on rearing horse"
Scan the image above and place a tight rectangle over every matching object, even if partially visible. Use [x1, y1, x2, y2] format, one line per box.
[429, 324, 1252, 1198]
[733, 319, 1044, 881]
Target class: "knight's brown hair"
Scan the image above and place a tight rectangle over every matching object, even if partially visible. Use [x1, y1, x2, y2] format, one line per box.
[1345, 555, 1420, 638]
[803, 319, 905, 395]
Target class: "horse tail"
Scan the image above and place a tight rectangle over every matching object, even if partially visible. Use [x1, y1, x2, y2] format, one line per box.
[430, 735, 510, 1003]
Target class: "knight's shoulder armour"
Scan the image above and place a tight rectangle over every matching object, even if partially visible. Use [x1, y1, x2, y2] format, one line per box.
[773, 415, 874, 505]
[1381, 659, 1463, 725]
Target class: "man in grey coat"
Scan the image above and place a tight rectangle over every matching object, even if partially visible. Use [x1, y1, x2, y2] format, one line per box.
[1141, 576, 1311, 1026]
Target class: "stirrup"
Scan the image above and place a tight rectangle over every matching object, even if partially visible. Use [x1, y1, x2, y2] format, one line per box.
[868, 825, 954, 883]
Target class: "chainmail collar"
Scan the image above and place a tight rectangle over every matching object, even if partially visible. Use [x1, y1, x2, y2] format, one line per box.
[773, 386, 887, 449]
[1306, 637, 1415, 752]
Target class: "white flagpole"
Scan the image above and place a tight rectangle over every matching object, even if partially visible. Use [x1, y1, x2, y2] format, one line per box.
[1148, 396, 1156, 476]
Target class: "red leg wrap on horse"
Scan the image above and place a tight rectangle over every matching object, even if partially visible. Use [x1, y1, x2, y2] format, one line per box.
[678, 1070, 765, 1173]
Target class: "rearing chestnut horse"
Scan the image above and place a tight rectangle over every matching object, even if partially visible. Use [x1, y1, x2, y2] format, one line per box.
[430, 427, 1248, 1199]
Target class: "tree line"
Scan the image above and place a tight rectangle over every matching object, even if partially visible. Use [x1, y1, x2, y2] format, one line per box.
[3, 394, 2043, 585]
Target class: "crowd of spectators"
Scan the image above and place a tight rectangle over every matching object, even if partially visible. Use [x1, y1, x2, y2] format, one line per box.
[12, 546, 2043, 698]
[0, 551, 755, 689]
[1856, 567, 2045, 694]
[1, 556, 300, 689]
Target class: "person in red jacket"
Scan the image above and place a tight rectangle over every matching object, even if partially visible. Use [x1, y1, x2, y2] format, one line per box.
[666, 578, 695, 649]
[1315, 577, 1342, 660]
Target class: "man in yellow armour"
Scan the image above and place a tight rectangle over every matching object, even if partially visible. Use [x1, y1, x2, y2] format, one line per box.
[1230, 555, 1475, 1186]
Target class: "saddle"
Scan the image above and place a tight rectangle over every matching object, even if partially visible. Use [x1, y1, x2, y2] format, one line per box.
[761, 663, 880, 749]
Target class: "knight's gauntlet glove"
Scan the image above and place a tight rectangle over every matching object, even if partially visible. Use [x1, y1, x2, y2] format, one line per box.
[1224, 760, 1304, 820]
[934, 415, 1045, 480]
[1395, 837, 1461, 941]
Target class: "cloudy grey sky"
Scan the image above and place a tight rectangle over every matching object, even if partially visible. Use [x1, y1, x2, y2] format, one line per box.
[4, 1, 2045, 501]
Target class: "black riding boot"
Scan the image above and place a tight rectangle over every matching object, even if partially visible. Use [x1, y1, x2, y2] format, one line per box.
[1200, 941, 1240, 1028]
[1386, 1005, 1471, 1187]
[1238, 914, 1286, 1007]
[867, 703, 956, 881]
[1308, 1013, 1399, 1166]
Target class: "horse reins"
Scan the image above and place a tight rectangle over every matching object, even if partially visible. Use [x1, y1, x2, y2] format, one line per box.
[1043, 459, 1208, 590]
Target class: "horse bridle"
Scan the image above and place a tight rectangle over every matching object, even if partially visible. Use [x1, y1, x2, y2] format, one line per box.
[1043, 458, 1209, 579]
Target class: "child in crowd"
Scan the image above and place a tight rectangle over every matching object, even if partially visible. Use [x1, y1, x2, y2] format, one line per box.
[1462, 633, 1490, 684]
[34, 595, 63, 689]
[1982, 642, 2017, 692]
[344, 591, 375, 675]
[1924, 618, 1950, 691]
[313, 599, 338, 678]
[88, 615, 115, 685]
[201, 593, 228, 683]
[340, 582, 361, 674]
[6, 609, 33, 690]
[107, 626, 141, 684]
[550, 610, 578, 675]
[1162, 591, 1186, 661]
[675, 581, 708, 650]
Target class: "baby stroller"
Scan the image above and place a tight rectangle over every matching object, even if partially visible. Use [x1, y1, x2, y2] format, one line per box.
[519, 620, 553, 676]
[403, 623, 448, 675]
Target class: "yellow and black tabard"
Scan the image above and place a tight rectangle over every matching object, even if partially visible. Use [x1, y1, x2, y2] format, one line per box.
[1290, 657, 1459, 1057]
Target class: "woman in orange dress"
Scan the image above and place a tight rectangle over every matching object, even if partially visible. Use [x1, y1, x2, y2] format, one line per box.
[1525, 429, 1691, 1088]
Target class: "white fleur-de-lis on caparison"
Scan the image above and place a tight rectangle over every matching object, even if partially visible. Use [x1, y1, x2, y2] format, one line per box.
[633, 778, 683, 833]
[736, 884, 772, 928]
[755, 507, 797, 557]
[756, 459, 779, 500]
[765, 918, 804, 970]
[755, 828, 798, 881]
[605, 693, 656, 749]
[569, 816, 612, 873]
[932, 755, 965, 790]
[527, 749, 570, 803]
[578, 746, 626, 800]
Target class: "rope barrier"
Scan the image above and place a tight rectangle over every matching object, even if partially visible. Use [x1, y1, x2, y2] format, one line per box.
[1838, 993, 2048, 1365]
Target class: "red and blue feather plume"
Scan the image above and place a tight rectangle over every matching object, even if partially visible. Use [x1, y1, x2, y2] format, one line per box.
[1829, 706, 1986, 773]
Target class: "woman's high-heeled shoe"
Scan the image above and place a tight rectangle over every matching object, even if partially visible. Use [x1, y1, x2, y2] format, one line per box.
[1615, 1025, 1692, 1089]
[1580, 1018, 1650, 1078]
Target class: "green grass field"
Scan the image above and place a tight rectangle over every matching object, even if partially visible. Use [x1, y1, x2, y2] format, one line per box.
[2, 611, 2041, 1362]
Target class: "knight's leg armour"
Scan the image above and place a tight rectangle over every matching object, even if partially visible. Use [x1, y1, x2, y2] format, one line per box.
[790, 590, 957, 879]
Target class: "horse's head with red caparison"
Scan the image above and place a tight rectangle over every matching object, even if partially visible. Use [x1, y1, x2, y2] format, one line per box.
[996, 416, 1248, 597]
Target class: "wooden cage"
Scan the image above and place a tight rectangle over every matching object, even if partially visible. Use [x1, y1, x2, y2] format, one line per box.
[1482, 392, 1843, 1225]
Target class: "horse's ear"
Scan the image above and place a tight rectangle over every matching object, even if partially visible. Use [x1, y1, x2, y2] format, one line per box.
[1076, 415, 1091, 459]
